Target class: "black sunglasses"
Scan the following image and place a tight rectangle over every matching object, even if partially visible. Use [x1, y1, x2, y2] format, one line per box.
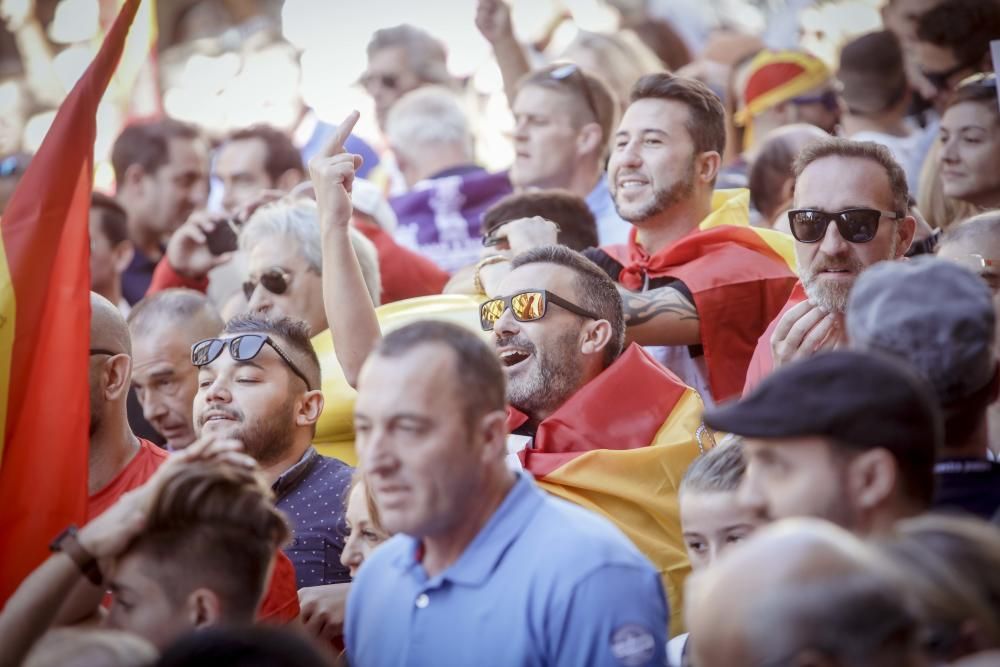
[479, 289, 600, 331]
[243, 268, 292, 301]
[549, 63, 600, 125]
[191, 334, 313, 391]
[787, 208, 901, 244]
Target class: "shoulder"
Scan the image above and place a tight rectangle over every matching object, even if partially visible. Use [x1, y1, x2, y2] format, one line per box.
[139, 439, 169, 462]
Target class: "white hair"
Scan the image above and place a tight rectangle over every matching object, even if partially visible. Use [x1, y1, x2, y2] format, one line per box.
[385, 86, 472, 162]
[240, 199, 383, 306]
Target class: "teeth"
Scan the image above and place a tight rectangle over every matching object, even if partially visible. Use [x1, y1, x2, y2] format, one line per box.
[500, 351, 522, 359]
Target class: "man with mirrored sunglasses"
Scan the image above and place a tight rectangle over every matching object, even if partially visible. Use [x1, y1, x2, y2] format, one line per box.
[190, 314, 353, 590]
[743, 137, 916, 393]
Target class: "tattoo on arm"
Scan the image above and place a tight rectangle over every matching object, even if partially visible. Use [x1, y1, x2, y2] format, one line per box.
[620, 286, 699, 327]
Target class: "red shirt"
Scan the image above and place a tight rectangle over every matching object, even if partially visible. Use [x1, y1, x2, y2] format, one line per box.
[86, 438, 300, 623]
[742, 282, 807, 396]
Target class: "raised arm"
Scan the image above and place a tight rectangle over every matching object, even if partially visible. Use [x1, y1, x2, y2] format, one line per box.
[618, 284, 702, 347]
[311, 111, 382, 388]
[475, 0, 531, 106]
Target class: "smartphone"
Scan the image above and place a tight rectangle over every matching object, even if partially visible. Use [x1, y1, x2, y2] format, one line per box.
[205, 218, 240, 255]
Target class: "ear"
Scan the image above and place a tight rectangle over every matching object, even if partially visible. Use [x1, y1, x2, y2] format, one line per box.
[847, 448, 898, 512]
[120, 163, 147, 194]
[187, 588, 223, 628]
[895, 215, 917, 258]
[104, 354, 133, 402]
[477, 409, 509, 463]
[695, 151, 721, 187]
[575, 122, 604, 159]
[111, 240, 135, 274]
[295, 389, 325, 427]
[779, 177, 795, 210]
[276, 168, 304, 194]
[579, 319, 613, 358]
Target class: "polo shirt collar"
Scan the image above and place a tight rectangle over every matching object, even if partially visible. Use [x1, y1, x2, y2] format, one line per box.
[392, 471, 542, 587]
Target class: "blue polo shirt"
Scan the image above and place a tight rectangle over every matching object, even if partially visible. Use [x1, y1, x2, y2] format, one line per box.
[345, 472, 667, 667]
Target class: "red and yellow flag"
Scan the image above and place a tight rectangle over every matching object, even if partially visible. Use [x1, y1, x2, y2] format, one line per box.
[509, 345, 710, 635]
[0, 0, 142, 604]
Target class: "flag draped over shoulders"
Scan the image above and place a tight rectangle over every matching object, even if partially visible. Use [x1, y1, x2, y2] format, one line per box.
[0, 0, 142, 604]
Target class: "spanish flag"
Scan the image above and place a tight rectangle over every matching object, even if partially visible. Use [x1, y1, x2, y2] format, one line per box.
[0, 0, 142, 604]
[509, 344, 709, 635]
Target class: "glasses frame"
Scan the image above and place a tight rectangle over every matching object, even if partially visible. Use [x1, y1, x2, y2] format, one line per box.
[191, 334, 314, 391]
[787, 207, 901, 244]
[479, 289, 601, 331]
[242, 267, 293, 301]
[548, 63, 600, 125]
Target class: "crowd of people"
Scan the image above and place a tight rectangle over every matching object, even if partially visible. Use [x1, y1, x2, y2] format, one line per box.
[1, 0, 1000, 665]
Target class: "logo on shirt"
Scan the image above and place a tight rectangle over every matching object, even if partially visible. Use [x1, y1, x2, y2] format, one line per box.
[611, 624, 656, 666]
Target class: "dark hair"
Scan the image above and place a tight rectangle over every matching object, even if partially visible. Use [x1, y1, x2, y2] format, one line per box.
[155, 626, 330, 667]
[748, 126, 825, 221]
[916, 0, 1000, 72]
[945, 75, 1000, 117]
[793, 138, 909, 217]
[837, 31, 908, 115]
[122, 462, 290, 624]
[517, 64, 619, 149]
[510, 245, 625, 366]
[681, 439, 747, 494]
[111, 119, 201, 185]
[127, 288, 223, 341]
[90, 191, 130, 246]
[223, 315, 322, 391]
[226, 125, 304, 184]
[942, 369, 998, 451]
[481, 190, 599, 251]
[630, 72, 727, 157]
[373, 321, 506, 426]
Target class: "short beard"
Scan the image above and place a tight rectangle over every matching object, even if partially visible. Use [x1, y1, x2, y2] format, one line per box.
[231, 398, 298, 467]
[614, 162, 696, 224]
[800, 227, 900, 312]
[504, 328, 585, 422]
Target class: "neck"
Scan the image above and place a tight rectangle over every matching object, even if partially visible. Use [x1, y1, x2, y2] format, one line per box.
[564, 161, 603, 199]
[942, 417, 990, 459]
[635, 194, 713, 255]
[95, 282, 124, 310]
[857, 501, 919, 536]
[89, 415, 140, 495]
[842, 112, 909, 138]
[117, 195, 162, 259]
[259, 438, 312, 487]
[421, 467, 516, 578]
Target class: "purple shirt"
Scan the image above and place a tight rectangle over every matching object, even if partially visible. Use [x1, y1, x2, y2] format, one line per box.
[273, 447, 354, 587]
[390, 165, 513, 273]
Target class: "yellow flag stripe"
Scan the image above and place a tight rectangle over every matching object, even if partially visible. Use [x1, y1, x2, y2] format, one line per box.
[0, 235, 14, 464]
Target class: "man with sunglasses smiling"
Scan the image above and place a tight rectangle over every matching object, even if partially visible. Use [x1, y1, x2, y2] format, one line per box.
[743, 138, 917, 393]
[191, 314, 354, 589]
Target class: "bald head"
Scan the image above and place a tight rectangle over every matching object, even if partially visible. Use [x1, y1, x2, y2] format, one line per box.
[90, 292, 131, 356]
[687, 519, 924, 667]
[127, 289, 223, 344]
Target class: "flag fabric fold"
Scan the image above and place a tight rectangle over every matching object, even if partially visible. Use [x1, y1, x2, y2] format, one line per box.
[0, 0, 142, 605]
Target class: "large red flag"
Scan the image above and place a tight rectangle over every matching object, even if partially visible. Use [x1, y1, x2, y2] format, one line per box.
[0, 0, 142, 604]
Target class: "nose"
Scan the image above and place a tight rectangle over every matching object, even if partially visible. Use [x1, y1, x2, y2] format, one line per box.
[357, 426, 397, 479]
[615, 138, 642, 169]
[940, 134, 960, 164]
[513, 117, 529, 142]
[738, 471, 768, 518]
[340, 531, 362, 570]
[246, 285, 272, 315]
[141, 392, 168, 424]
[201, 374, 231, 407]
[493, 304, 519, 338]
[817, 216, 851, 257]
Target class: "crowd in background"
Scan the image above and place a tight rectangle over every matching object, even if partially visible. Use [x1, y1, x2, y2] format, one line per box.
[1, 0, 1000, 665]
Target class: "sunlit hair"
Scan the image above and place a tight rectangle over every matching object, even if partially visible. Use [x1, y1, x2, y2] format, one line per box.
[681, 439, 746, 495]
[794, 138, 909, 217]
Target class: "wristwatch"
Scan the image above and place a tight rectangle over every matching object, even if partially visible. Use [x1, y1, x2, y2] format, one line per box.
[50, 525, 103, 586]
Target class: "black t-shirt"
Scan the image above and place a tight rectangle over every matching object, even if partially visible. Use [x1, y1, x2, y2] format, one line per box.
[933, 458, 1000, 520]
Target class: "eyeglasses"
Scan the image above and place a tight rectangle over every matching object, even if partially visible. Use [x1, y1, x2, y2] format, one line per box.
[789, 89, 840, 112]
[191, 334, 313, 391]
[243, 268, 292, 301]
[359, 72, 399, 92]
[548, 63, 600, 125]
[787, 208, 901, 244]
[479, 289, 600, 331]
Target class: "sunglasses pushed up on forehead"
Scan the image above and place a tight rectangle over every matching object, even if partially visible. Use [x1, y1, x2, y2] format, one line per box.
[191, 333, 314, 390]
[787, 208, 901, 244]
[479, 290, 600, 331]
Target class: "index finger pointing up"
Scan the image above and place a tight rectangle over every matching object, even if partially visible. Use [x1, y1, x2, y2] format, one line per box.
[329, 110, 361, 155]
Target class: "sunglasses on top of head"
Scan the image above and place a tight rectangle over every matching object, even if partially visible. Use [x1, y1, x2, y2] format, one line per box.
[548, 63, 600, 124]
[787, 208, 901, 244]
[191, 333, 314, 391]
[479, 289, 600, 331]
[243, 268, 292, 301]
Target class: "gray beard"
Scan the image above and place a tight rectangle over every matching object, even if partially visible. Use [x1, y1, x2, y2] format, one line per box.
[505, 329, 585, 422]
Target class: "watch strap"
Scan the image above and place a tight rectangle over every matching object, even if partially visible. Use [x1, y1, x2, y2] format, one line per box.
[50, 525, 103, 586]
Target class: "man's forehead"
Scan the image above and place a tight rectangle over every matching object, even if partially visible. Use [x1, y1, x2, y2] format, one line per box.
[620, 98, 691, 133]
[513, 85, 576, 113]
[795, 156, 892, 208]
[501, 262, 577, 294]
[217, 137, 268, 171]
[133, 332, 192, 367]
[358, 344, 458, 407]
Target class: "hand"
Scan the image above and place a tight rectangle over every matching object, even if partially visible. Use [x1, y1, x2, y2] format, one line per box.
[299, 583, 351, 642]
[77, 437, 255, 560]
[488, 216, 559, 258]
[165, 212, 235, 279]
[310, 111, 364, 234]
[1, 0, 34, 32]
[771, 300, 845, 368]
[475, 0, 514, 45]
